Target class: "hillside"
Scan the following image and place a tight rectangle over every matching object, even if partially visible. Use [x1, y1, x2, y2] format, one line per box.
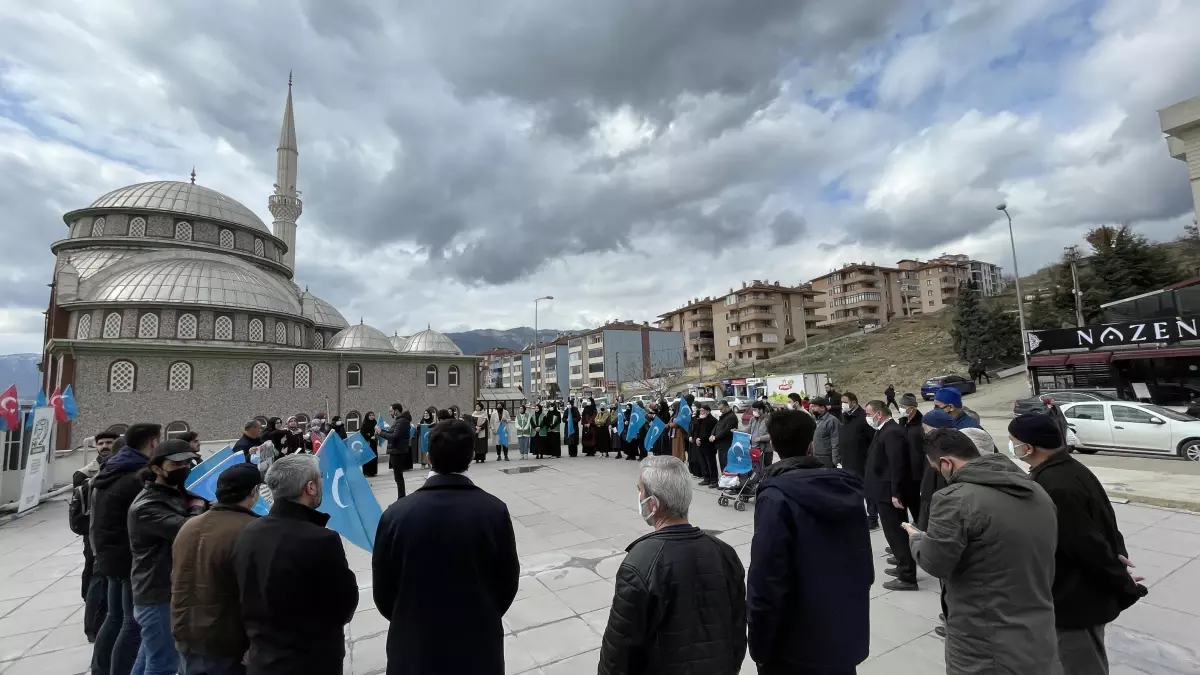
[0, 353, 41, 399]
[445, 327, 563, 355]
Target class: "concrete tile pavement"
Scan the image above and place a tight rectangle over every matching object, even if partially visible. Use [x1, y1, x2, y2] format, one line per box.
[2, 454, 1200, 674]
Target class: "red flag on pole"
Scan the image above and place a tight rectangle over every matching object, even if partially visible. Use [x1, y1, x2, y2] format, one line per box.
[0, 385, 19, 430]
[49, 386, 68, 424]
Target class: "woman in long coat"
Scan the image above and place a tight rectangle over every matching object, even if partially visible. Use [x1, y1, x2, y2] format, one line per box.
[594, 405, 611, 457]
[532, 404, 546, 459]
[490, 403, 510, 461]
[360, 412, 379, 477]
[471, 403, 489, 463]
[515, 405, 533, 459]
[609, 406, 624, 458]
[563, 399, 581, 457]
[581, 399, 598, 457]
[545, 403, 563, 458]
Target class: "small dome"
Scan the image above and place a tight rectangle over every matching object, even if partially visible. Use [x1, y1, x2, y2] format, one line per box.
[329, 322, 395, 352]
[390, 333, 411, 351]
[86, 257, 301, 314]
[81, 181, 270, 232]
[312, 296, 349, 329]
[400, 328, 463, 355]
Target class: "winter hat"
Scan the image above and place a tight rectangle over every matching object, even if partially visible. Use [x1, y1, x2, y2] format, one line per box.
[933, 388, 963, 408]
[921, 409, 956, 429]
[810, 396, 829, 407]
[1008, 413, 1063, 449]
[215, 463, 263, 504]
[149, 439, 200, 466]
[899, 393, 920, 408]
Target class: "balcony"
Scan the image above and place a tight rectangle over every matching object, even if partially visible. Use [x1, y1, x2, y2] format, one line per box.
[802, 299, 824, 310]
[689, 319, 714, 329]
[736, 295, 782, 308]
[737, 307, 776, 319]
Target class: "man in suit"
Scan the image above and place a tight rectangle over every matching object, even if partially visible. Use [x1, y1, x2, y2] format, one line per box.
[864, 400, 922, 591]
[372, 419, 519, 675]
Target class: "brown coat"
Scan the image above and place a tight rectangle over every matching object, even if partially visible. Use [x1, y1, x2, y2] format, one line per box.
[171, 503, 259, 658]
[670, 424, 688, 461]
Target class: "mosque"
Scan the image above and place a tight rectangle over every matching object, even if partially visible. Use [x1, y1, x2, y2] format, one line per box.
[38, 79, 478, 449]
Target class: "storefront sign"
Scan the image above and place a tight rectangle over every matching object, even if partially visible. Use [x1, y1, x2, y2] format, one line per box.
[18, 406, 55, 513]
[1026, 315, 1200, 354]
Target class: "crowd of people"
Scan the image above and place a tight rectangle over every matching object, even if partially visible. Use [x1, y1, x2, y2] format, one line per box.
[63, 381, 1145, 675]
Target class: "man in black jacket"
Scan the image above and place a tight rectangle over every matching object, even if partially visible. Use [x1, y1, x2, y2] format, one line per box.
[1010, 414, 1148, 675]
[864, 401, 922, 591]
[599, 455, 746, 675]
[232, 419, 263, 463]
[691, 404, 719, 486]
[376, 403, 413, 500]
[70, 430, 117, 643]
[748, 409, 872, 674]
[233, 455, 358, 675]
[709, 401, 739, 472]
[838, 392, 877, 530]
[824, 383, 842, 418]
[90, 422, 160, 675]
[372, 419, 519, 675]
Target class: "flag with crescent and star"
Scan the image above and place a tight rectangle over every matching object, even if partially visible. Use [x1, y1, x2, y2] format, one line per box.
[674, 397, 692, 433]
[725, 431, 753, 474]
[345, 432, 377, 466]
[317, 432, 383, 552]
[60, 385, 80, 421]
[26, 389, 46, 429]
[624, 405, 647, 442]
[0, 385, 19, 431]
[49, 387, 67, 424]
[184, 447, 270, 515]
[643, 417, 666, 450]
[616, 409, 625, 435]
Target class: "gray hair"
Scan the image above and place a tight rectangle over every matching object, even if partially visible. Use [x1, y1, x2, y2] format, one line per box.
[265, 454, 320, 502]
[961, 428, 998, 454]
[639, 455, 692, 519]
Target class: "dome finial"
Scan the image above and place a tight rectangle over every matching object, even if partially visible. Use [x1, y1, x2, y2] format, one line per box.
[288, 69, 293, 89]
[190, 167, 196, 185]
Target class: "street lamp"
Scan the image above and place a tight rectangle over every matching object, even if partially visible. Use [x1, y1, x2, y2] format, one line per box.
[534, 296, 553, 398]
[997, 204, 1031, 393]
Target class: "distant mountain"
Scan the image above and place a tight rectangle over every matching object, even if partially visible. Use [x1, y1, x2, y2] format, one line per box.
[0, 353, 41, 399]
[445, 328, 564, 356]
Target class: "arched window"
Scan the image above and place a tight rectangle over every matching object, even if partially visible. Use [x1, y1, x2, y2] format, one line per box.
[165, 421, 190, 439]
[275, 322, 287, 344]
[168, 361, 192, 391]
[109, 360, 136, 392]
[177, 313, 197, 339]
[249, 318, 264, 342]
[175, 221, 192, 241]
[254, 239, 265, 257]
[106, 423, 129, 435]
[450, 405, 460, 417]
[346, 363, 362, 388]
[252, 416, 269, 428]
[219, 229, 235, 249]
[214, 316, 233, 341]
[294, 363, 311, 389]
[76, 314, 91, 340]
[138, 313, 159, 338]
[345, 411, 361, 433]
[313, 333, 324, 349]
[293, 325, 302, 346]
[448, 365, 460, 387]
[103, 312, 122, 338]
[251, 362, 271, 389]
[425, 364, 438, 387]
[128, 217, 146, 237]
[294, 413, 310, 425]
[91, 217, 105, 237]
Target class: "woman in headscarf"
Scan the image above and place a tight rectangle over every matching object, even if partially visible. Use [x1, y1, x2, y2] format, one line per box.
[594, 403, 611, 457]
[280, 417, 303, 455]
[636, 402, 652, 460]
[581, 398, 598, 457]
[412, 408, 434, 468]
[304, 420, 324, 453]
[545, 402, 563, 458]
[563, 399, 581, 458]
[654, 399, 672, 456]
[265, 417, 283, 447]
[515, 404, 533, 460]
[330, 416, 348, 440]
[532, 403, 546, 459]
[491, 402, 510, 461]
[471, 402, 489, 463]
[669, 396, 691, 466]
[360, 412, 378, 477]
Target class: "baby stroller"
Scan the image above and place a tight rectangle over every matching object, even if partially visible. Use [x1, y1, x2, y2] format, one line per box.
[717, 446, 762, 512]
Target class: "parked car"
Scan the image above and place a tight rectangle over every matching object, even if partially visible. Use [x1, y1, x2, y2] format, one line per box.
[920, 375, 977, 401]
[1061, 401, 1200, 461]
[720, 395, 749, 412]
[1012, 390, 1118, 417]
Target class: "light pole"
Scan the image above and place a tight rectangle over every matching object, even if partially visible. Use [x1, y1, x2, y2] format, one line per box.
[534, 296, 553, 398]
[997, 204, 1031, 393]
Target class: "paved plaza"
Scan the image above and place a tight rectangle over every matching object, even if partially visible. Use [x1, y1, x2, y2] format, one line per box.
[2, 454, 1200, 674]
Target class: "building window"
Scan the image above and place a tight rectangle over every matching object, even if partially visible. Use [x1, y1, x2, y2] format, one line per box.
[294, 414, 310, 425]
[251, 362, 271, 389]
[588, 348, 603, 359]
[177, 313, 198, 339]
[138, 313, 159, 338]
[294, 363, 311, 389]
[448, 365, 460, 387]
[588, 362, 604, 373]
[214, 315, 233, 340]
[249, 319, 264, 342]
[254, 239, 265, 257]
[425, 365, 438, 387]
[129, 217, 146, 237]
[165, 421, 190, 440]
[346, 363, 362, 388]
[168, 362, 192, 391]
[345, 411, 361, 434]
[313, 332, 324, 349]
[293, 325, 302, 346]
[253, 416, 269, 428]
[109, 360, 135, 392]
[76, 314, 91, 340]
[219, 229, 235, 249]
[91, 218, 105, 237]
[928, 300, 934, 306]
[275, 322, 287, 344]
[175, 221, 192, 241]
[103, 312, 122, 338]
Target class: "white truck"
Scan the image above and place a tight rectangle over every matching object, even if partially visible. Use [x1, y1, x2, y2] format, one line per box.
[764, 372, 830, 405]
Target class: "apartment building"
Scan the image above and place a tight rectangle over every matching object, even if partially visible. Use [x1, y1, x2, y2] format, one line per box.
[932, 253, 1005, 296]
[915, 257, 972, 313]
[656, 297, 716, 362]
[495, 351, 531, 392]
[524, 322, 685, 397]
[810, 263, 903, 329]
[528, 337, 569, 397]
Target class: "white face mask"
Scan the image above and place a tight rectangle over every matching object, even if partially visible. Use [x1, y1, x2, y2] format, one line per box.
[1007, 440, 1032, 460]
[637, 493, 656, 524]
[867, 414, 882, 430]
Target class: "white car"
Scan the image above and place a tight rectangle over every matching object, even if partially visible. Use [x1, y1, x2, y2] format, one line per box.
[720, 395, 749, 412]
[1061, 401, 1200, 461]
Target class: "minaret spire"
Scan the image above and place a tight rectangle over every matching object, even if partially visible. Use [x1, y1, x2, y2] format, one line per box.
[269, 72, 302, 275]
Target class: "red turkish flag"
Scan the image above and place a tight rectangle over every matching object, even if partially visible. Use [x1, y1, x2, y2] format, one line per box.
[49, 386, 68, 424]
[1, 385, 19, 430]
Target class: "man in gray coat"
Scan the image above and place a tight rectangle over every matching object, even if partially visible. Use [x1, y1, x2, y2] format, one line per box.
[904, 428, 1061, 675]
[809, 397, 841, 469]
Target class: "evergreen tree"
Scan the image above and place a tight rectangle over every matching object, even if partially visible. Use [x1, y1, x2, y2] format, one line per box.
[985, 302, 1021, 359]
[950, 282, 989, 362]
[1026, 291, 1062, 331]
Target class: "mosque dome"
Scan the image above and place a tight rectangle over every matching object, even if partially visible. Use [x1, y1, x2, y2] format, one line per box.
[328, 322, 395, 352]
[312, 296, 349, 329]
[390, 333, 411, 351]
[400, 328, 463, 355]
[80, 180, 270, 232]
[85, 256, 302, 314]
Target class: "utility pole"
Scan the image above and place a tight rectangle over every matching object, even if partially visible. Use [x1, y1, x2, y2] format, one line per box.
[614, 352, 621, 402]
[1065, 245, 1085, 327]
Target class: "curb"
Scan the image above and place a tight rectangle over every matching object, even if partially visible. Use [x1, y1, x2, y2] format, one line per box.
[1108, 491, 1200, 513]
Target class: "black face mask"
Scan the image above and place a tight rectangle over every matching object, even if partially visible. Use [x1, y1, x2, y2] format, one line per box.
[165, 467, 191, 489]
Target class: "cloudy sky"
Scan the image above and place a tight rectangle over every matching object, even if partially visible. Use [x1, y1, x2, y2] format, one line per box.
[2, 0, 1198, 355]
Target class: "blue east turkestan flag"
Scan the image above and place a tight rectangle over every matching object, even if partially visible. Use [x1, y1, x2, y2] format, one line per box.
[674, 397, 692, 433]
[317, 432, 384, 553]
[616, 410, 625, 435]
[61, 385, 80, 421]
[26, 389, 47, 429]
[185, 447, 270, 515]
[376, 415, 389, 432]
[625, 405, 647, 443]
[726, 431, 753, 473]
[419, 424, 431, 454]
[345, 432, 377, 466]
[644, 417, 666, 451]
[566, 409, 575, 437]
[498, 420, 509, 447]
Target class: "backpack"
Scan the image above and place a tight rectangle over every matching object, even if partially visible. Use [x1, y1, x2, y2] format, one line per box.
[67, 479, 92, 536]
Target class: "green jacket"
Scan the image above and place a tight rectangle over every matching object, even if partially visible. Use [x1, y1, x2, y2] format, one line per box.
[533, 412, 547, 436]
[516, 412, 533, 437]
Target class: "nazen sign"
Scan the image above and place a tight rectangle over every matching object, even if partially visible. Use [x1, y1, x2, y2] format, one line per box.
[1026, 316, 1200, 354]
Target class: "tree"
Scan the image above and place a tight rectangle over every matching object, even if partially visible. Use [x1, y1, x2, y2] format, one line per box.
[950, 282, 989, 362]
[1085, 224, 1182, 311]
[1025, 291, 1063, 331]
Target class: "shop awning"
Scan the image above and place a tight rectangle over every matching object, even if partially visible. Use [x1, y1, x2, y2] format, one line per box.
[478, 387, 531, 402]
[1029, 355, 1069, 366]
[1111, 347, 1200, 361]
[1066, 352, 1113, 365]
